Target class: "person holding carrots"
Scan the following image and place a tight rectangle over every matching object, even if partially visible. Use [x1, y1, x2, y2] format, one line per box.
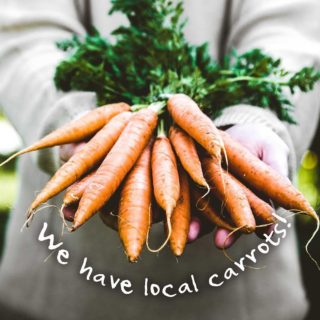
[0, 1, 320, 320]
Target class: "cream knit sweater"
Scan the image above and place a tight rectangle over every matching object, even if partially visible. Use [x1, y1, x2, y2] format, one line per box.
[1, 1, 320, 320]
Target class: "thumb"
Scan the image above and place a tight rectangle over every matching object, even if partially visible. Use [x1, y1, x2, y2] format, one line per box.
[261, 141, 290, 178]
[59, 142, 86, 163]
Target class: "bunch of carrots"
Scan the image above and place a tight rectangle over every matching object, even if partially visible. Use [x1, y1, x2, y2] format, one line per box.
[1, 94, 319, 264]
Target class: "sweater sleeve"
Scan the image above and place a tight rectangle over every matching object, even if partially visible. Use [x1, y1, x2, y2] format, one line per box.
[0, 0, 97, 174]
[214, 0, 320, 173]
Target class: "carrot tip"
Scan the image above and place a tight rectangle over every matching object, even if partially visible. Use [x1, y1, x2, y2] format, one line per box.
[0, 150, 23, 167]
[173, 248, 183, 257]
[128, 256, 139, 263]
[71, 218, 83, 231]
[305, 212, 320, 271]
[21, 208, 36, 232]
[242, 225, 256, 234]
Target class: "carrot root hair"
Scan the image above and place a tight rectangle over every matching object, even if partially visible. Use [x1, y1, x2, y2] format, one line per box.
[0, 150, 26, 167]
[24, 210, 35, 229]
[284, 208, 320, 270]
[199, 181, 211, 200]
[287, 208, 320, 271]
[22, 204, 58, 231]
[59, 204, 74, 233]
[221, 225, 265, 270]
[196, 195, 210, 212]
[146, 213, 172, 253]
[255, 222, 274, 229]
[305, 213, 320, 271]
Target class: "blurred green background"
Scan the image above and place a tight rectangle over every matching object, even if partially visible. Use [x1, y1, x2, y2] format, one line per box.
[0, 113, 22, 258]
[0, 113, 319, 319]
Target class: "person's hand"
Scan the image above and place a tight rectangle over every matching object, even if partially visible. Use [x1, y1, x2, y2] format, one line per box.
[59, 142, 86, 164]
[188, 123, 290, 248]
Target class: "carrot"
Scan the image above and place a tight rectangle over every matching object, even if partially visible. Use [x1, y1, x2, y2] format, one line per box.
[64, 175, 121, 216]
[192, 189, 234, 231]
[0, 102, 130, 166]
[63, 170, 96, 206]
[226, 171, 276, 224]
[28, 112, 132, 214]
[220, 131, 320, 269]
[203, 158, 256, 233]
[169, 167, 191, 256]
[72, 107, 158, 230]
[118, 141, 153, 263]
[220, 130, 318, 220]
[151, 134, 180, 251]
[169, 125, 207, 188]
[167, 94, 222, 163]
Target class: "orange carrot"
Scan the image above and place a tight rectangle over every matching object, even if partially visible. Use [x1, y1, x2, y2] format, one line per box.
[192, 189, 234, 231]
[72, 107, 158, 230]
[167, 94, 222, 163]
[151, 135, 180, 250]
[169, 125, 207, 188]
[220, 131, 320, 269]
[119, 141, 153, 262]
[0, 102, 130, 166]
[203, 158, 256, 233]
[226, 171, 276, 224]
[169, 167, 191, 256]
[28, 112, 132, 214]
[63, 170, 96, 206]
[220, 130, 318, 220]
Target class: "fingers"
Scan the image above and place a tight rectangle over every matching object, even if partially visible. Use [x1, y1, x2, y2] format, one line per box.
[225, 124, 290, 178]
[214, 228, 240, 249]
[189, 223, 275, 248]
[62, 205, 76, 222]
[255, 223, 275, 240]
[261, 140, 289, 177]
[187, 217, 201, 242]
[225, 124, 262, 156]
[59, 142, 86, 163]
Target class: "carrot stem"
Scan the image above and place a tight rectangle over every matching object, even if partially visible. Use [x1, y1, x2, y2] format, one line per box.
[157, 119, 166, 137]
[149, 101, 166, 115]
[130, 104, 149, 112]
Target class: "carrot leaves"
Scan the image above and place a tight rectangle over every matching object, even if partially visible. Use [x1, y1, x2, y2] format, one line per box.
[54, 0, 320, 123]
